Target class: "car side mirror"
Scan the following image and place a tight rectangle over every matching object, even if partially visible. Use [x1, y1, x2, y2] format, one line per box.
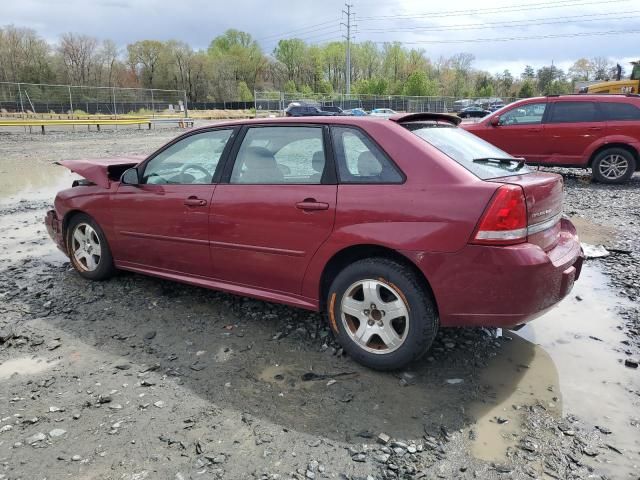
[121, 167, 140, 186]
[489, 116, 500, 126]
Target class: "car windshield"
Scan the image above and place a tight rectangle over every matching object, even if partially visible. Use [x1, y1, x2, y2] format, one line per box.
[404, 123, 530, 179]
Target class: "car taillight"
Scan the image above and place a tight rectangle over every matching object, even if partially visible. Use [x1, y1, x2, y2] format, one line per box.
[471, 185, 527, 245]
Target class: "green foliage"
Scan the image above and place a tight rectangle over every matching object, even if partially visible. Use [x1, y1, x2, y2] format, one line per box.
[237, 81, 253, 101]
[518, 80, 535, 98]
[403, 71, 437, 96]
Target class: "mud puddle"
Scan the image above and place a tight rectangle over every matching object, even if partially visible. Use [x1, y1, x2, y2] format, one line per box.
[471, 265, 640, 474]
[0, 158, 77, 205]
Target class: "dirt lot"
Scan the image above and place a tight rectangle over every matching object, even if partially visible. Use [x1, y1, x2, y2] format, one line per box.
[0, 128, 638, 480]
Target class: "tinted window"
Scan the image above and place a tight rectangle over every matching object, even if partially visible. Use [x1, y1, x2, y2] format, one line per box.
[601, 102, 640, 121]
[142, 129, 232, 184]
[406, 123, 530, 180]
[231, 126, 326, 184]
[499, 102, 546, 125]
[549, 101, 599, 123]
[331, 127, 403, 184]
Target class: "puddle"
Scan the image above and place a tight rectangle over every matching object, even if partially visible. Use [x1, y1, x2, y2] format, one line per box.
[0, 356, 58, 381]
[0, 158, 77, 205]
[0, 209, 67, 265]
[469, 334, 561, 463]
[470, 265, 640, 475]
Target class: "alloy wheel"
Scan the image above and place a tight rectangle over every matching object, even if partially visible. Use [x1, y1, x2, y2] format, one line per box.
[598, 154, 629, 180]
[71, 223, 102, 272]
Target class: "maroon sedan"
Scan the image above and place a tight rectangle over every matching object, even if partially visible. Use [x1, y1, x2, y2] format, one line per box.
[46, 113, 583, 370]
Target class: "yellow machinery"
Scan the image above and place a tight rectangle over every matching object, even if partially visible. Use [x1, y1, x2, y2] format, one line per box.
[581, 61, 640, 94]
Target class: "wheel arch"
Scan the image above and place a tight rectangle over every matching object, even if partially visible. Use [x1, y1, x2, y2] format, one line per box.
[318, 244, 439, 315]
[61, 209, 88, 248]
[588, 143, 639, 170]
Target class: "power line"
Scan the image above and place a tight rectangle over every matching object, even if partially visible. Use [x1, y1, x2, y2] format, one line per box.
[358, 0, 630, 20]
[359, 11, 640, 33]
[374, 29, 640, 45]
[256, 19, 339, 41]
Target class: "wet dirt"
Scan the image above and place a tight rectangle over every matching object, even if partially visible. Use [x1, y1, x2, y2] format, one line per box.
[0, 130, 638, 479]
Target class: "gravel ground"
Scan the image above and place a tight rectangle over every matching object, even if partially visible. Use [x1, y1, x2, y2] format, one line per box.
[0, 129, 638, 480]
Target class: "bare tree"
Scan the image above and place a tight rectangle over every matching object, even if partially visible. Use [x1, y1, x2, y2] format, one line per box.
[58, 33, 98, 85]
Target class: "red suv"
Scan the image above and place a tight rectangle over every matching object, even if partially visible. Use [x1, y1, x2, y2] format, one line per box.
[46, 113, 582, 370]
[463, 94, 640, 183]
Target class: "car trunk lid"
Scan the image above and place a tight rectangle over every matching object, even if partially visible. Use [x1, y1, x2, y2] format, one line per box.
[493, 171, 564, 251]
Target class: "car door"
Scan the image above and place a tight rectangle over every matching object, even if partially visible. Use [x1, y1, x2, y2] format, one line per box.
[545, 100, 602, 166]
[484, 101, 550, 163]
[112, 128, 236, 276]
[210, 124, 337, 295]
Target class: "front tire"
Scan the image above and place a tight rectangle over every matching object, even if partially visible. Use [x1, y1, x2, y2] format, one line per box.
[66, 213, 116, 280]
[327, 258, 438, 371]
[592, 148, 636, 184]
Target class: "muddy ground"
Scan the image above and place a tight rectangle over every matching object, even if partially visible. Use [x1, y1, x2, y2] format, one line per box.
[0, 127, 638, 480]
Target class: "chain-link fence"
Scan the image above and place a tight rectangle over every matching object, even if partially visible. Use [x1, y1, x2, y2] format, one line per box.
[0, 82, 188, 117]
[254, 91, 520, 117]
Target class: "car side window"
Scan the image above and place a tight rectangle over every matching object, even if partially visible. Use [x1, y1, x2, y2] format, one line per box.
[499, 102, 547, 125]
[331, 127, 403, 184]
[142, 130, 233, 185]
[549, 101, 599, 123]
[230, 126, 326, 184]
[601, 102, 640, 121]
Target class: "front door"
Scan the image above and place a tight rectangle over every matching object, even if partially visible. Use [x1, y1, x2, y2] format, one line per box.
[485, 101, 550, 163]
[210, 125, 337, 295]
[112, 128, 235, 277]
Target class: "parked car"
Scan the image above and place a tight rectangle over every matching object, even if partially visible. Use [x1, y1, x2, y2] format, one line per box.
[285, 103, 334, 117]
[320, 105, 344, 115]
[488, 102, 505, 111]
[46, 113, 582, 370]
[458, 106, 491, 118]
[462, 94, 640, 183]
[370, 108, 397, 118]
[452, 98, 474, 112]
[344, 107, 368, 116]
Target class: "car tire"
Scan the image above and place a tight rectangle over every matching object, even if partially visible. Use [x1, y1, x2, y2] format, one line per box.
[327, 257, 438, 371]
[591, 148, 636, 184]
[66, 213, 116, 281]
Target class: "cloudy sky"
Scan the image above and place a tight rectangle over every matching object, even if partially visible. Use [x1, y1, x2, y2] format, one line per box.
[3, 0, 638, 74]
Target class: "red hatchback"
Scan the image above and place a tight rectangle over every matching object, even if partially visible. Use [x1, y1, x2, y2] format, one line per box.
[46, 114, 583, 370]
[463, 94, 640, 183]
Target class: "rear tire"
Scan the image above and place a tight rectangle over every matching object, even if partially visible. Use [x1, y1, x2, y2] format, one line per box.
[66, 213, 116, 281]
[591, 148, 636, 184]
[327, 258, 438, 371]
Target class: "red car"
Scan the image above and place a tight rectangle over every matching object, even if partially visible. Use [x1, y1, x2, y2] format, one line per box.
[45, 113, 583, 370]
[463, 94, 640, 184]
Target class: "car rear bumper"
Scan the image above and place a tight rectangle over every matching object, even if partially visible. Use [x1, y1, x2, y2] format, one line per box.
[45, 210, 67, 255]
[404, 218, 583, 328]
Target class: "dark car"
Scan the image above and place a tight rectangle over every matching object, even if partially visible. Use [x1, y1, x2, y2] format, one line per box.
[285, 103, 335, 117]
[320, 105, 344, 115]
[458, 106, 491, 118]
[463, 94, 640, 183]
[46, 113, 582, 370]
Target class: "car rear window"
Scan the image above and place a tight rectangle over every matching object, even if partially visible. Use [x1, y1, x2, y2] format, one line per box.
[601, 102, 640, 121]
[404, 123, 531, 179]
[549, 101, 599, 123]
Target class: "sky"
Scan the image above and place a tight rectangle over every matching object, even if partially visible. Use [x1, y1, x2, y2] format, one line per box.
[2, 0, 638, 75]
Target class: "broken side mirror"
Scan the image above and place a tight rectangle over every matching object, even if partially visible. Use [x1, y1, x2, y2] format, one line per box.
[121, 167, 140, 186]
[489, 116, 500, 127]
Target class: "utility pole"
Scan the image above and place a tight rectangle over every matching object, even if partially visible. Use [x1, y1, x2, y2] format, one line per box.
[342, 3, 355, 95]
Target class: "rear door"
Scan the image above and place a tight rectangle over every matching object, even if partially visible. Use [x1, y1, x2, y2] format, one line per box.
[210, 124, 337, 295]
[112, 128, 235, 276]
[545, 100, 603, 166]
[601, 100, 640, 139]
[483, 101, 550, 162]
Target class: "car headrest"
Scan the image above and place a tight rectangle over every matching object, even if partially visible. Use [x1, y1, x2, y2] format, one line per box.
[311, 151, 325, 173]
[243, 146, 276, 168]
[357, 151, 382, 176]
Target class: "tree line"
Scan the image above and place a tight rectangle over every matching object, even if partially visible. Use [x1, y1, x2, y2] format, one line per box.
[0, 25, 624, 102]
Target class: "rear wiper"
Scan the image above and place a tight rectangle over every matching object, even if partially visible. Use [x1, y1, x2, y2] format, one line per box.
[472, 157, 526, 170]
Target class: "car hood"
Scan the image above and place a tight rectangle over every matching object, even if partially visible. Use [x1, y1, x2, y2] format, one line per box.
[56, 156, 145, 189]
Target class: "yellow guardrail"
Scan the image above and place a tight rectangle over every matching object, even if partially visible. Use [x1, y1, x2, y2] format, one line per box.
[0, 117, 194, 133]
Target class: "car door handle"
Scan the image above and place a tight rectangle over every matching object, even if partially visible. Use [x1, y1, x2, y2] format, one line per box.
[296, 200, 329, 211]
[587, 126, 603, 131]
[527, 128, 542, 132]
[184, 197, 207, 207]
